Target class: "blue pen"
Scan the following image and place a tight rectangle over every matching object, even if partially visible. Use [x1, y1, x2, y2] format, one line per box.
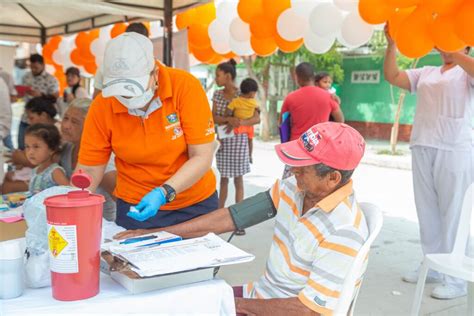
[137, 237, 182, 248]
[120, 235, 157, 245]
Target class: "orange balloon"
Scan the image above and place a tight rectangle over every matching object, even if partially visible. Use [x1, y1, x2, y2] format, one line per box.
[275, 35, 303, 53]
[250, 14, 276, 39]
[395, 8, 434, 58]
[388, 7, 416, 39]
[430, 15, 465, 52]
[359, 0, 395, 24]
[84, 62, 97, 75]
[237, 0, 263, 23]
[70, 50, 87, 66]
[188, 24, 211, 49]
[196, 3, 216, 25]
[89, 29, 100, 41]
[176, 9, 196, 30]
[223, 52, 237, 59]
[419, 0, 463, 15]
[111, 23, 127, 38]
[207, 54, 226, 65]
[192, 46, 216, 63]
[250, 36, 277, 56]
[262, 0, 290, 22]
[454, 1, 474, 46]
[385, 0, 421, 8]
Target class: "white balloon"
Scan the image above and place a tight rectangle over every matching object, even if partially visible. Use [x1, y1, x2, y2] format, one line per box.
[216, 0, 238, 25]
[92, 25, 113, 68]
[211, 39, 231, 55]
[52, 49, 63, 65]
[309, 3, 344, 38]
[340, 12, 374, 47]
[230, 37, 254, 56]
[336, 31, 358, 49]
[291, 0, 320, 19]
[208, 19, 229, 44]
[303, 29, 335, 54]
[229, 17, 251, 42]
[277, 8, 307, 41]
[334, 0, 359, 12]
[58, 35, 76, 69]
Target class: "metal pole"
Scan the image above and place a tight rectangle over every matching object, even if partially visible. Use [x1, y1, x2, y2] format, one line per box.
[40, 27, 46, 45]
[163, 0, 173, 66]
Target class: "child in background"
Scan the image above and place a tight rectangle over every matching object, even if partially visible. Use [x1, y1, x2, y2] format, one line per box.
[315, 71, 341, 105]
[25, 124, 69, 194]
[226, 78, 259, 163]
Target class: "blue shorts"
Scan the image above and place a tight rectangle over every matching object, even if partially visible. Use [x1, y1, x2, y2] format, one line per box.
[116, 191, 218, 230]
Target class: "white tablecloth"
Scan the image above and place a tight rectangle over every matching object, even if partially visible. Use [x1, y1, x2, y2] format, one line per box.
[1, 273, 236, 315]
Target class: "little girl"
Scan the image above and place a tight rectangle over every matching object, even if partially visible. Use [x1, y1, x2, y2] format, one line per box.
[25, 124, 69, 194]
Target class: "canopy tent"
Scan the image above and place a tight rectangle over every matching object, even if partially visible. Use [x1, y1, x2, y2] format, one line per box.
[0, 0, 207, 43]
[0, 0, 209, 65]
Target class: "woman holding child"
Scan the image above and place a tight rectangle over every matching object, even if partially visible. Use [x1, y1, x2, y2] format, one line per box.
[213, 60, 261, 235]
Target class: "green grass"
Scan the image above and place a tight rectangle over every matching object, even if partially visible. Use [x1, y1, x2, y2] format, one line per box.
[376, 149, 405, 156]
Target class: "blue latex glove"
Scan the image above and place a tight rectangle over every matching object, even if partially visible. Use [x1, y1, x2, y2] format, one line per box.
[127, 188, 166, 221]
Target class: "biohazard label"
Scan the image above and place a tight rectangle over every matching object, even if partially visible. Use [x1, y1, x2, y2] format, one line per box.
[47, 224, 78, 273]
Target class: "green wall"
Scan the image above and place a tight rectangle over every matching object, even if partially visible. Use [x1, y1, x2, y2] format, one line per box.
[339, 54, 442, 125]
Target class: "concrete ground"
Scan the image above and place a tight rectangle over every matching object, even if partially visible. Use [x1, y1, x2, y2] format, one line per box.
[215, 139, 471, 316]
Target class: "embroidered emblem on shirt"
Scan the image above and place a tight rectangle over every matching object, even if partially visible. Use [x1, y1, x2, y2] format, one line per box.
[172, 126, 183, 140]
[167, 113, 178, 123]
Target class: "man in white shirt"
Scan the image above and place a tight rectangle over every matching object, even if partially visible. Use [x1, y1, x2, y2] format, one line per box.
[384, 25, 473, 299]
[0, 79, 12, 145]
[0, 67, 17, 150]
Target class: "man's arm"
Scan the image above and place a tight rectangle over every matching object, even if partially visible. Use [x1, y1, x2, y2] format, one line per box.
[331, 108, 344, 123]
[115, 206, 237, 239]
[235, 297, 319, 316]
[115, 190, 277, 239]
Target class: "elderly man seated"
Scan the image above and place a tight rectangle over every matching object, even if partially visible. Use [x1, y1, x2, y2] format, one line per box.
[116, 122, 368, 315]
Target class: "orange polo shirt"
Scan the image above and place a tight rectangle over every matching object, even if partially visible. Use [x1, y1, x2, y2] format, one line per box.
[78, 63, 216, 210]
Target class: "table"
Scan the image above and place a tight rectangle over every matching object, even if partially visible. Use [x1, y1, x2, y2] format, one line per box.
[0, 220, 27, 241]
[1, 273, 236, 315]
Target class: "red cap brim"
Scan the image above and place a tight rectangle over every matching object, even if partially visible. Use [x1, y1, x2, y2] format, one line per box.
[275, 141, 321, 167]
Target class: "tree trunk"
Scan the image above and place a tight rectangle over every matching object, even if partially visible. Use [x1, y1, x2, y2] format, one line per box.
[243, 56, 271, 141]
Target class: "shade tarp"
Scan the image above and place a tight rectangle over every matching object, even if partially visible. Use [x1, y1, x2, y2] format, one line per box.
[0, 0, 208, 43]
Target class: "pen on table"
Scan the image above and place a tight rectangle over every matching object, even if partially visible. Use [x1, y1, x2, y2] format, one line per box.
[137, 237, 182, 248]
[119, 235, 157, 245]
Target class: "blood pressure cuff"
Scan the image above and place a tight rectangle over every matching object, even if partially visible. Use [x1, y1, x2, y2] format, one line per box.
[228, 191, 277, 230]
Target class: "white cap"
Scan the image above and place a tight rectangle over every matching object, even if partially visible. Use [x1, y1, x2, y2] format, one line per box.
[102, 32, 155, 98]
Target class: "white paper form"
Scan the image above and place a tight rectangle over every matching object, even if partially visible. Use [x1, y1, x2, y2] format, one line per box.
[119, 233, 255, 277]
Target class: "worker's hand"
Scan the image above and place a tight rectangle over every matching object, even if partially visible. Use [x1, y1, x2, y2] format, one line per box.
[113, 229, 149, 240]
[384, 24, 395, 47]
[127, 187, 166, 221]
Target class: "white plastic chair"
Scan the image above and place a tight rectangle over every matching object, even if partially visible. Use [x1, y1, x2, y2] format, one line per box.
[334, 202, 384, 315]
[411, 183, 473, 316]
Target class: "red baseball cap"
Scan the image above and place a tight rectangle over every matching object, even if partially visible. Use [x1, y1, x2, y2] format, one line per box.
[275, 122, 365, 170]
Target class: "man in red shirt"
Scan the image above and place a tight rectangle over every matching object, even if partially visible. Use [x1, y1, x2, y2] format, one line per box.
[280, 62, 344, 141]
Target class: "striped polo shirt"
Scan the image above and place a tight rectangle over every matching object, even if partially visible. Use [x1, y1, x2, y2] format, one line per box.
[243, 177, 369, 315]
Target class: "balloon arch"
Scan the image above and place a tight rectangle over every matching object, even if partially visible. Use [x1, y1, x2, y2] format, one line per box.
[41, 0, 473, 88]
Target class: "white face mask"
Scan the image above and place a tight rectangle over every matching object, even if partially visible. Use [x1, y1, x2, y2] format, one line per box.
[115, 79, 157, 110]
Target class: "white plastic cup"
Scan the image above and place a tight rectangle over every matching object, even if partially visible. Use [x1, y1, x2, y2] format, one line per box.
[0, 239, 25, 299]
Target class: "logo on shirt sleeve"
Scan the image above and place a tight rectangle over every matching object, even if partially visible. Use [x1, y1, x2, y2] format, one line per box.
[205, 119, 216, 136]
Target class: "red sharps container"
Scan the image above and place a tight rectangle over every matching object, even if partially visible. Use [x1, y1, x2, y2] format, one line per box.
[44, 170, 105, 301]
